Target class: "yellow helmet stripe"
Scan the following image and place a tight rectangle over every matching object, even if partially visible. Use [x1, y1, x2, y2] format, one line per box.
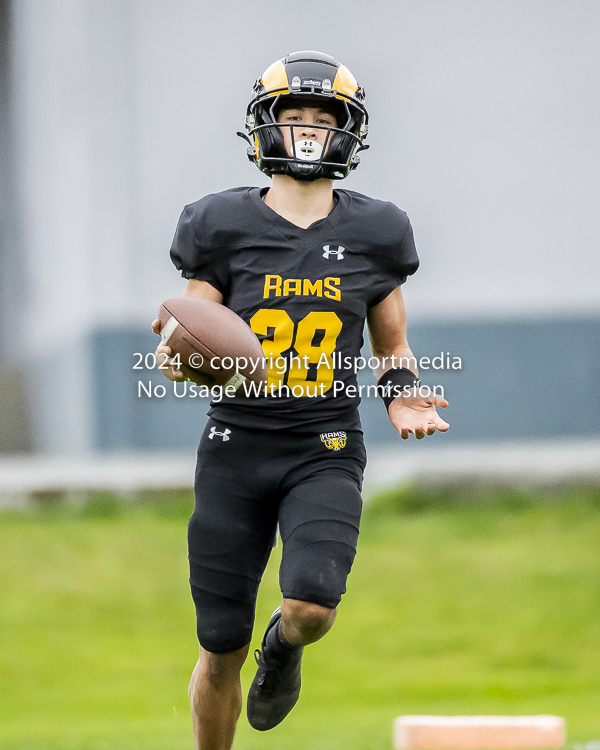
[332, 64, 359, 98]
[261, 59, 289, 95]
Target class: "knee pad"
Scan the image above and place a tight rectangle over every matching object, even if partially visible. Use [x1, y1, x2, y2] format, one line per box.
[278, 473, 362, 608]
[280, 533, 358, 609]
[190, 584, 255, 654]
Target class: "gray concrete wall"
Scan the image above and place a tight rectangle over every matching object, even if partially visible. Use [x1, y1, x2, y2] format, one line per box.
[0, 0, 33, 452]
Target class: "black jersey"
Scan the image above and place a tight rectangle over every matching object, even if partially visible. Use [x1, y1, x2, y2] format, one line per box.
[170, 186, 418, 429]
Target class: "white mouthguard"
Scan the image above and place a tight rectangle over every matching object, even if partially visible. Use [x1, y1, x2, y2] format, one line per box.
[294, 139, 323, 162]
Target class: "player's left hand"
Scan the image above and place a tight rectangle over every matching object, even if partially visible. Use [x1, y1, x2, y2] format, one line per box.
[388, 391, 449, 440]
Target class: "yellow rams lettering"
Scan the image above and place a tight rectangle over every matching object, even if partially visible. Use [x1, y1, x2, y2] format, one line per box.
[283, 278, 302, 296]
[303, 279, 322, 296]
[323, 277, 341, 301]
[263, 275, 282, 297]
[263, 274, 341, 301]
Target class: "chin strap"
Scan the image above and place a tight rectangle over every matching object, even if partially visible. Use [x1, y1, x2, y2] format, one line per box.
[237, 131, 257, 163]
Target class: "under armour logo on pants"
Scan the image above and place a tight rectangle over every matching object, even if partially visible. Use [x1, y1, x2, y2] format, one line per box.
[208, 426, 231, 441]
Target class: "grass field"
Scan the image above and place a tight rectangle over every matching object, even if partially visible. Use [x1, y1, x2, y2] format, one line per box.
[1, 485, 599, 749]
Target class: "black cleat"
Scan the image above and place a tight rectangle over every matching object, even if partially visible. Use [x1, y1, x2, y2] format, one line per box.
[247, 606, 303, 731]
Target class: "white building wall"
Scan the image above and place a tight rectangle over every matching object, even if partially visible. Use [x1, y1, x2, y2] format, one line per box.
[12, 0, 138, 452]
[9, 0, 600, 453]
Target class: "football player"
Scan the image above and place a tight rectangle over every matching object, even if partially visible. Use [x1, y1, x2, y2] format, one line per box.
[152, 51, 449, 749]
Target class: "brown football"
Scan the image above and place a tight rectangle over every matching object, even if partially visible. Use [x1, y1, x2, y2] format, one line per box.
[157, 297, 267, 389]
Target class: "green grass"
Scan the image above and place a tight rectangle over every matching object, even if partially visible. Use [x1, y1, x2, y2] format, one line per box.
[1, 486, 599, 749]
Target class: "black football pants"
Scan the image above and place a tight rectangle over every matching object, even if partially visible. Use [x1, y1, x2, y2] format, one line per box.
[188, 417, 366, 653]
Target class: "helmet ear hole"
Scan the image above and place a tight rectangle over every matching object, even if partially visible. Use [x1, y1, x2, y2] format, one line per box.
[326, 106, 362, 165]
[326, 133, 343, 163]
[256, 124, 287, 162]
[259, 133, 287, 163]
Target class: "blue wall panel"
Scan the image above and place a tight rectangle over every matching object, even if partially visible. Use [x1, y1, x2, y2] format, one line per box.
[91, 317, 600, 451]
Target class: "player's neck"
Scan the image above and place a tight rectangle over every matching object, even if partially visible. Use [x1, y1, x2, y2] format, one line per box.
[263, 174, 335, 229]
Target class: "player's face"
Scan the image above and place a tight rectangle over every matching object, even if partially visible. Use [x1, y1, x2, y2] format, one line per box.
[276, 105, 338, 162]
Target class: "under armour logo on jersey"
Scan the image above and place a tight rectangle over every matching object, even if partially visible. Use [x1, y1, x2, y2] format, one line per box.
[322, 244, 345, 260]
[208, 426, 231, 441]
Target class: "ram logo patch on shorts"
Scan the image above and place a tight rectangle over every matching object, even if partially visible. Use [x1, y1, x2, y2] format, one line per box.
[320, 431, 347, 451]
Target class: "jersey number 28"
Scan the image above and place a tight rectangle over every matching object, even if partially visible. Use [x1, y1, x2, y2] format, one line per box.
[250, 309, 342, 392]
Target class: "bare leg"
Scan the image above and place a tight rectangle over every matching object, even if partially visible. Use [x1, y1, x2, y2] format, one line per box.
[189, 644, 249, 750]
[280, 598, 337, 646]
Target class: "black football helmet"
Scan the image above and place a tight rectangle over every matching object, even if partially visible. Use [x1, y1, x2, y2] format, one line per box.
[239, 51, 369, 181]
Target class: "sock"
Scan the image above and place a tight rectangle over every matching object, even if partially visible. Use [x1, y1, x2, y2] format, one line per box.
[265, 618, 302, 656]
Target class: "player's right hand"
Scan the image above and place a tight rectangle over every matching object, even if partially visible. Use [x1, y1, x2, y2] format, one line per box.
[151, 319, 188, 382]
[151, 319, 214, 387]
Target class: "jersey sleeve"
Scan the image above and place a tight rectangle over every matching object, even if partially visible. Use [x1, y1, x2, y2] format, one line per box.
[368, 208, 419, 306]
[169, 204, 228, 295]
